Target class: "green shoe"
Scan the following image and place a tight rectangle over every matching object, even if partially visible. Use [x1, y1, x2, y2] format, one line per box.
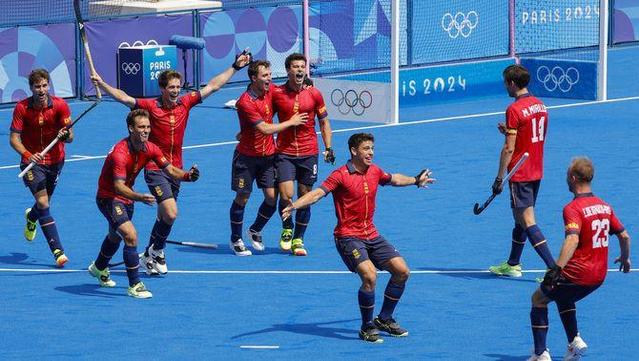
[24, 208, 37, 241]
[88, 262, 116, 287]
[128, 281, 152, 299]
[279, 229, 293, 252]
[291, 238, 307, 256]
[488, 261, 522, 277]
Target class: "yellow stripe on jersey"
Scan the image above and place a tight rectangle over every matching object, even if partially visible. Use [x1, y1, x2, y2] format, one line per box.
[506, 128, 517, 135]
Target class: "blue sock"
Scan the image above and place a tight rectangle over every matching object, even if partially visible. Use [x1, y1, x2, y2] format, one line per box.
[149, 218, 173, 250]
[558, 303, 579, 343]
[530, 307, 549, 355]
[526, 225, 556, 268]
[279, 200, 294, 230]
[358, 289, 375, 328]
[95, 236, 121, 270]
[508, 224, 527, 266]
[123, 245, 140, 286]
[27, 203, 39, 222]
[379, 280, 406, 320]
[37, 207, 63, 253]
[293, 207, 311, 239]
[250, 201, 276, 232]
[230, 201, 245, 242]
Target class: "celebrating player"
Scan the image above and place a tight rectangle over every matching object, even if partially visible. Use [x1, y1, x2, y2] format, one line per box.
[282, 133, 434, 343]
[229, 60, 308, 256]
[527, 157, 631, 361]
[90, 51, 249, 274]
[88, 109, 199, 299]
[9, 69, 73, 267]
[489, 64, 556, 277]
[270, 53, 333, 256]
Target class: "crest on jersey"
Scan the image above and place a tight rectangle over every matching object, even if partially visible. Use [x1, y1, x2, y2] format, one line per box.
[64, 117, 71, 125]
[352, 249, 361, 259]
[191, 92, 197, 97]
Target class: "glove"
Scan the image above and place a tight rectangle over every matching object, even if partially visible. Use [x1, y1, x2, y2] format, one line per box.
[414, 169, 429, 187]
[183, 166, 200, 182]
[57, 128, 71, 141]
[232, 50, 251, 71]
[542, 265, 562, 289]
[324, 147, 335, 164]
[492, 177, 503, 195]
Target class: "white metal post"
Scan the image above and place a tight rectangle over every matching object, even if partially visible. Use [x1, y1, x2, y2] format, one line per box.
[597, 0, 609, 101]
[390, 0, 400, 123]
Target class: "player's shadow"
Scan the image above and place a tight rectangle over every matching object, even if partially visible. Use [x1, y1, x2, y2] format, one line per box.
[0, 252, 58, 268]
[484, 353, 531, 361]
[232, 319, 360, 341]
[416, 267, 539, 283]
[55, 283, 126, 298]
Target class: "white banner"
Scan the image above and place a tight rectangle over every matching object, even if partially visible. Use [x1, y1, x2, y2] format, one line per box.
[314, 78, 391, 123]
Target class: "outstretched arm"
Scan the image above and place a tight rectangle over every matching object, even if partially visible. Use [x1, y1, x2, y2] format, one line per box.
[91, 72, 136, 108]
[390, 169, 435, 187]
[281, 188, 327, 220]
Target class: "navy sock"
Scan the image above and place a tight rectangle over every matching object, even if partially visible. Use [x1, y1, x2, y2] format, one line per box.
[37, 207, 63, 253]
[379, 280, 406, 320]
[123, 245, 140, 286]
[250, 201, 276, 232]
[279, 200, 294, 230]
[526, 225, 556, 268]
[95, 236, 121, 270]
[230, 201, 245, 242]
[558, 303, 579, 343]
[27, 203, 39, 222]
[149, 218, 173, 250]
[358, 289, 375, 328]
[293, 207, 311, 239]
[530, 307, 549, 355]
[507, 224, 527, 266]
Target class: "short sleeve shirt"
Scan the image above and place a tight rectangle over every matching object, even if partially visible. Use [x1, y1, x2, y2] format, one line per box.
[235, 86, 276, 157]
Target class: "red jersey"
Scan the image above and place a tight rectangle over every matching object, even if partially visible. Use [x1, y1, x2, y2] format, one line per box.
[505, 94, 548, 182]
[10, 95, 71, 164]
[97, 138, 169, 204]
[135, 91, 201, 170]
[561, 193, 625, 286]
[272, 83, 328, 157]
[320, 161, 392, 240]
[235, 86, 276, 157]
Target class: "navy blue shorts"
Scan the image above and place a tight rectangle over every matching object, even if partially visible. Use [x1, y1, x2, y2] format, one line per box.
[231, 150, 276, 193]
[509, 180, 541, 209]
[541, 275, 601, 306]
[335, 236, 402, 273]
[20, 162, 64, 196]
[96, 198, 134, 231]
[145, 169, 181, 202]
[276, 154, 318, 186]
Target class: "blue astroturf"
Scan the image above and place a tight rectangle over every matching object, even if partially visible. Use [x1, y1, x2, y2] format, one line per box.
[1, 46, 639, 360]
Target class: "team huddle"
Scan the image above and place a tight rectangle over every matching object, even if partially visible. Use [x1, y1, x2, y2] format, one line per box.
[10, 53, 631, 357]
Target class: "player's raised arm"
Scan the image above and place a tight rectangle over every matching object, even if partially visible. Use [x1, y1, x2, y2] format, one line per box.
[200, 51, 251, 99]
[91, 72, 136, 108]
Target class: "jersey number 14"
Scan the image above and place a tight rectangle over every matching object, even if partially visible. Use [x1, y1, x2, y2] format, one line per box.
[531, 116, 546, 143]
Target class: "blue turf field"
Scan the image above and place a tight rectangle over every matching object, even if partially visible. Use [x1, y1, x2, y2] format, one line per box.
[1, 46, 638, 360]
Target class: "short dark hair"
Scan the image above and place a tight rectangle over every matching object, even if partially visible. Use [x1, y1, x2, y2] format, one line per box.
[126, 109, 150, 128]
[503, 64, 530, 89]
[285, 53, 307, 69]
[28, 69, 50, 87]
[569, 157, 594, 184]
[158, 70, 182, 89]
[247, 60, 271, 82]
[348, 133, 375, 151]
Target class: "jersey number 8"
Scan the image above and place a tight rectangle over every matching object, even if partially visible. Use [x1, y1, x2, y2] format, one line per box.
[591, 218, 610, 249]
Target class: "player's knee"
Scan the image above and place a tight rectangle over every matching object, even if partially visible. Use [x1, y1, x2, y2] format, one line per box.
[35, 198, 50, 210]
[361, 273, 377, 290]
[234, 193, 250, 206]
[531, 289, 547, 307]
[396, 268, 410, 283]
[122, 231, 138, 247]
[161, 209, 178, 223]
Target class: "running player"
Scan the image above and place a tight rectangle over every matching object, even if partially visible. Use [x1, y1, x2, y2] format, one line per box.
[489, 64, 556, 277]
[90, 51, 249, 274]
[88, 109, 199, 298]
[527, 157, 631, 361]
[282, 133, 434, 343]
[229, 60, 307, 256]
[9, 69, 73, 267]
[270, 53, 333, 256]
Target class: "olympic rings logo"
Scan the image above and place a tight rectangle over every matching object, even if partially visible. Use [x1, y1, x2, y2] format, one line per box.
[118, 39, 159, 48]
[121, 62, 141, 75]
[441, 11, 479, 38]
[536, 66, 579, 92]
[330, 89, 373, 116]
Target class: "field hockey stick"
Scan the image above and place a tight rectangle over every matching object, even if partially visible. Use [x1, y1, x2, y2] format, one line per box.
[107, 241, 218, 267]
[18, 101, 99, 178]
[74, 0, 102, 99]
[473, 152, 529, 215]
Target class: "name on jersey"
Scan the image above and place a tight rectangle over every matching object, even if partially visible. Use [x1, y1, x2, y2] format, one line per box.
[582, 204, 611, 217]
[521, 104, 547, 117]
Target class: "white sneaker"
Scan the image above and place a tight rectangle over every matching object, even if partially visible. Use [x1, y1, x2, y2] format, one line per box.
[148, 244, 168, 274]
[247, 228, 265, 251]
[88, 262, 116, 288]
[127, 281, 152, 299]
[528, 350, 552, 361]
[230, 238, 252, 256]
[564, 334, 587, 361]
[140, 252, 160, 276]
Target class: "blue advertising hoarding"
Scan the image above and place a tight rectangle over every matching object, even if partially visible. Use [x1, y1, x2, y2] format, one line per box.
[521, 57, 597, 100]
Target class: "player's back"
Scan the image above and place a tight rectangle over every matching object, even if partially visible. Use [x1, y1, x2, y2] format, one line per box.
[507, 95, 547, 182]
